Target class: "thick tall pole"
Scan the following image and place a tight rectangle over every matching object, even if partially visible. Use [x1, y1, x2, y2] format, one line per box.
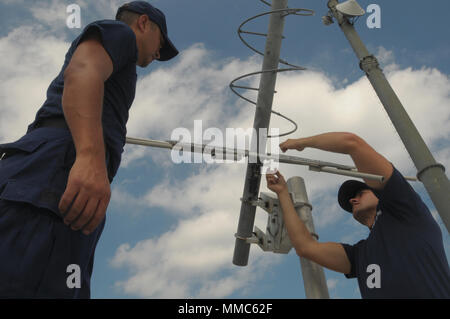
[233, 0, 288, 266]
[287, 177, 329, 299]
[327, 0, 450, 233]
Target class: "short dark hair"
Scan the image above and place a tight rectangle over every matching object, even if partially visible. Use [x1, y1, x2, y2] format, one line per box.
[116, 9, 158, 30]
[116, 9, 140, 25]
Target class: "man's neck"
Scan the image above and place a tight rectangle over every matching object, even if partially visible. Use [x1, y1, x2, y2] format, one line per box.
[366, 210, 378, 230]
[355, 208, 377, 229]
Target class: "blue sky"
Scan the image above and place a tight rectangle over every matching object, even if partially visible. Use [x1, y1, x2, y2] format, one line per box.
[0, 0, 449, 299]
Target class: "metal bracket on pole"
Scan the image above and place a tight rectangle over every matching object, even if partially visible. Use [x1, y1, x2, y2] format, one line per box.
[359, 55, 380, 74]
[239, 192, 320, 253]
[239, 178, 330, 298]
[416, 163, 446, 181]
[246, 192, 300, 254]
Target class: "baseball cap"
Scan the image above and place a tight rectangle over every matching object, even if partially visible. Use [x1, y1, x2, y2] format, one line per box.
[338, 180, 371, 213]
[116, 1, 179, 61]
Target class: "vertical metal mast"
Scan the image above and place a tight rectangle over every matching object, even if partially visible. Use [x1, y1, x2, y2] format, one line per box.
[287, 177, 330, 299]
[327, 0, 450, 233]
[233, 0, 288, 266]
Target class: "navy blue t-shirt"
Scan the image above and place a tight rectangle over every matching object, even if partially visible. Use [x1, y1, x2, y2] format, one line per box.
[342, 167, 450, 298]
[28, 19, 138, 179]
[0, 20, 137, 216]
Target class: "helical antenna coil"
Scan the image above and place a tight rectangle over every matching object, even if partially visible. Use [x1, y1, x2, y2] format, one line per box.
[229, 0, 314, 138]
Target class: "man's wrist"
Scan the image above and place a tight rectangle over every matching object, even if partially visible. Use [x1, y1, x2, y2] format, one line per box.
[75, 146, 106, 166]
[277, 188, 290, 199]
[298, 137, 310, 148]
[76, 145, 104, 157]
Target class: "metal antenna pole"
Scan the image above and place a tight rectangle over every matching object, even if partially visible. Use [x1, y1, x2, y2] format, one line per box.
[327, 0, 450, 233]
[287, 177, 329, 299]
[233, 0, 288, 266]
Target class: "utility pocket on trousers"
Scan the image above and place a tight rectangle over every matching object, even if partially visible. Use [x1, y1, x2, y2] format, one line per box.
[0, 135, 48, 160]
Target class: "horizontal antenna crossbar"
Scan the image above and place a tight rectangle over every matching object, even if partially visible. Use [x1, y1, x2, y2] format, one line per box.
[125, 136, 417, 182]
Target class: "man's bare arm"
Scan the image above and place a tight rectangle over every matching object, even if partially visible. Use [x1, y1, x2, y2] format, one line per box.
[59, 30, 113, 235]
[280, 132, 393, 190]
[267, 172, 351, 274]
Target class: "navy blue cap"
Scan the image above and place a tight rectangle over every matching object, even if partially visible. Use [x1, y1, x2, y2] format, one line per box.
[116, 1, 178, 61]
[338, 180, 371, 213]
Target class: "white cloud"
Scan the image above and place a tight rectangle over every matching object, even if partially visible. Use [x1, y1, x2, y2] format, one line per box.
[110, 208, 278, 298]
[143, 164, 246, 216]
[376, 46, 398, 72]
[0, 26, 68, 142]
[126, 43, 260, 140]
[29, 0, 70, 27]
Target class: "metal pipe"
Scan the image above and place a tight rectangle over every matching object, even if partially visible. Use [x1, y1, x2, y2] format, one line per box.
[287, 176, 330, 299]
[233, 0, 289, 266]
[327, 0, 450, 233]
[125, 136, 420, 182]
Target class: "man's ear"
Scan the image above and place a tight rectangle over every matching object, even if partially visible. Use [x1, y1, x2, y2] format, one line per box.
[136, 14, 148, 32]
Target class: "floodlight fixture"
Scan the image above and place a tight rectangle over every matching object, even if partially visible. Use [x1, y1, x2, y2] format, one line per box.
[335, 0, 365, 17]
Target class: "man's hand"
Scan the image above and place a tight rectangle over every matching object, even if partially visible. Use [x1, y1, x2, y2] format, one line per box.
[266, 170, 288, 195]
[59, 153, 111, 235]
[279, 138, 305, 153]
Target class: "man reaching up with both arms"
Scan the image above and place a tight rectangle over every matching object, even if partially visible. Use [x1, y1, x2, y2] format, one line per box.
[266, 132, 450, 298]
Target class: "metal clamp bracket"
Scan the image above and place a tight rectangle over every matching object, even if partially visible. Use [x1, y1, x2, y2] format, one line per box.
[359, 55, 380, 74]
[416, 163, 446, 181]
[235, 232, 261, 245]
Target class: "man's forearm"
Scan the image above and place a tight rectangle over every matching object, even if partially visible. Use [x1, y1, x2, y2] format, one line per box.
[299, 132, 393, 188]
[301, 132, 358, 155]
[277, 190, 315, 256]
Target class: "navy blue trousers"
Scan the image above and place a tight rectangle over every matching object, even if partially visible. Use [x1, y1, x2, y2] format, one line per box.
[0, 128, 108, 298]
[0, 199, 105, 298]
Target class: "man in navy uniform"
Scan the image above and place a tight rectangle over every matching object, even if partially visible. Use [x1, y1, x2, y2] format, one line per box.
[266, 132, 450, 298]
[0, 1, 178, 298]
